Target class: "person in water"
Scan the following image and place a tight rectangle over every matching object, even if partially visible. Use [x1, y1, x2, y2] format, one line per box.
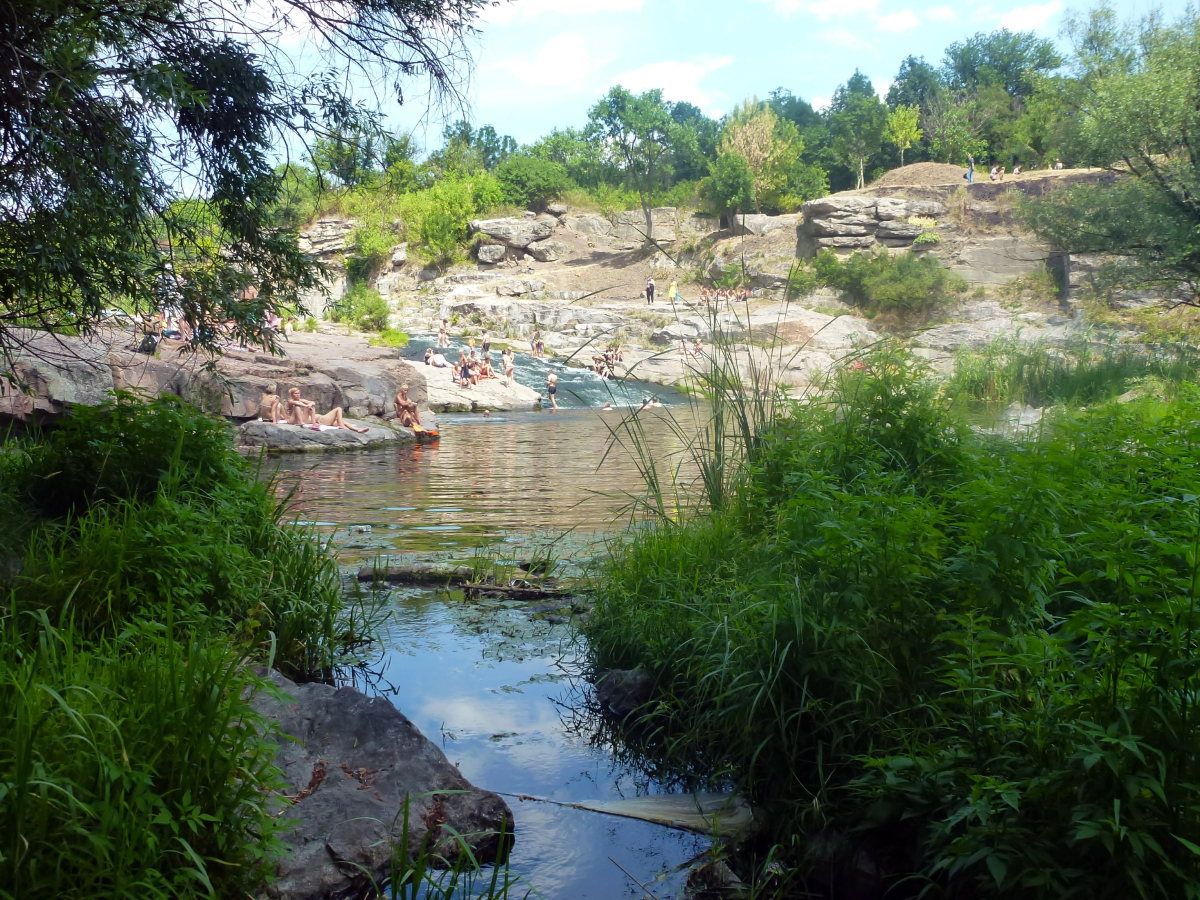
[437, 318, 450, 348]
[394, 384, 425, 430]
[545, 368, 558, 410]
[285, 387, 368, 432]
[602, 401, 614, 411]
[259, 381, 284, 423]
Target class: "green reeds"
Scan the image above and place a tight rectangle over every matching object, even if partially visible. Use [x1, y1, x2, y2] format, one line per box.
[590, 348, 1200, 898]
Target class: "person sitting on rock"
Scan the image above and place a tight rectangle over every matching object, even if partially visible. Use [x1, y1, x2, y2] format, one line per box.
[285, 387, 368, 432]
[259, 381, 285, 423]
[394, 384, 424, 430]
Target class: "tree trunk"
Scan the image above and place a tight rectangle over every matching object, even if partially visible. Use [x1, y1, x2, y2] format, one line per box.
[900, 147, 906, 167]
[643, 201, 654, 242]
[857, 156, 865, 190]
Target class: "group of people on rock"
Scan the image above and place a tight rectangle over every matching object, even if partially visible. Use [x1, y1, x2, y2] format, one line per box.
[699, 286, 751, 307]
[968, 154, 1065, 184]
[591, 344, 623, 380]
[258, 382, 368, 432]
[678, 337, 705, 358]
[425, 329, 517, 390]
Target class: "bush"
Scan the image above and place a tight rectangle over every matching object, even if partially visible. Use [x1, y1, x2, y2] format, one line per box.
[370, 328, 410, 348]
[328, 282, 389, 332]
[590, 352, 1200, 897]
[816, 248, 967, 315]
[346, 223, 395, 282]
[0, 619, 282, 898]
[495, 155, 568, 210]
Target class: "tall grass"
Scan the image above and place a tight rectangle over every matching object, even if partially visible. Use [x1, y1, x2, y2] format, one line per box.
[590, 349, 1200, 898]
[948, 335, 1200, 406]
[0, 395, 381, 899]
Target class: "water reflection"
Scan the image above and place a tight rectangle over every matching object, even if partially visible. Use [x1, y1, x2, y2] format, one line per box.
[271, 409, 700, 564]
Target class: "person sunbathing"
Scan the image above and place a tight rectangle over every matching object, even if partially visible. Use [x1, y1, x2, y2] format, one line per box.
[285, 387, 368, 432]
[394, 384, 425, 430]
[259, 382, 284, 423]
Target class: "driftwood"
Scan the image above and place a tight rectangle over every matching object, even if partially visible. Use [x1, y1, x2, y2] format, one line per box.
[463, 582, 569, 601]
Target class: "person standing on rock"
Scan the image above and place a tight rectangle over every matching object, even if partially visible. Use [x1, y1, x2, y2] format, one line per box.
[668, 280, 678, 306]
[646, 276, 655, 305]
[438, 319, 450, 348]
[545, 369, 558, 410]
[966, 154, 975, 184]
[481, 329, 491, 360]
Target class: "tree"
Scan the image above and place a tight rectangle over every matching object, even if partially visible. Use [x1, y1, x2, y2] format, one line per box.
[943, 29, 1062, 99]
[669, 102, 720, 181]
[528, 127, 608, 188]
[495, 155, 569, 209]
[719, 99, 803, 212]
[310, 126, 381, 188]
[1022, 7, 1200, 303]
[887, 105, 923, 167]
[768, 88, 823, 130]
[0, 0, 485, 364]
[886, 57, 943, 111]
[587, 87, 677, 241]
[701, 153, 755, 226]
[831, 93, 888, 189]
[922, 92, 989, 164]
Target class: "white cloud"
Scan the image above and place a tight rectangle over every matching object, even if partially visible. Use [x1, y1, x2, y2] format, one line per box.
[999, 1, 1063, 31]
[810, 95, 832, 111]
[479, 32, 611, 105]
[754, 0, 878, 19]
[611, 56, 735, 109]
[926, 5, 957, 21]
[482, 0, 643, 25]
[818, 30, 867, 50]
[878, 9, 920, 32]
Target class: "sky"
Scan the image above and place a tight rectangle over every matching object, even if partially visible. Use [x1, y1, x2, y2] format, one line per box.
[381, 0, 1188, 153]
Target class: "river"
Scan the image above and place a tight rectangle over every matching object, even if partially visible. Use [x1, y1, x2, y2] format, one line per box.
[270, 404, 711, 900]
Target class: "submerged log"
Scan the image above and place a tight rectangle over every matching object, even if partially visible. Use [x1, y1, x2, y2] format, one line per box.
[463, 582, 569, 601]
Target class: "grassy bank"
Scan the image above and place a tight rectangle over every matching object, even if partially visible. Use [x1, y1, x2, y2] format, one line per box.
[0, 395, 372, 899]
[589, 350, 1200, 898]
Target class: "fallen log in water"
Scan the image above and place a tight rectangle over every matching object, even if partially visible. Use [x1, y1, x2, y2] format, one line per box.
[357, 562, 475, 584]
[463, 582, 570, 601]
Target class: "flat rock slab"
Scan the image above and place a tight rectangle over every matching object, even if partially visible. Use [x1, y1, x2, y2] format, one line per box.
[237, 421, 416, 453]
[252, 670, 512, 900]
[421, 364, 543, 412]
[357, 562, 475, 585]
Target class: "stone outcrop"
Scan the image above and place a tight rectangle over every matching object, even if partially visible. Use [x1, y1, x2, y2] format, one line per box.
[298, 218, 356, 257]
[562, 213, 612, 237]
[468, 217, 554, 249]
[0, 329, 431, 430]
[250, 669, 512, 900]
[477, 243, 506, 264]
[802, 196, 944, 250]
[420, 361, 542, 413]
[236, 420, 422, 454]
[735, 213, 797, 236]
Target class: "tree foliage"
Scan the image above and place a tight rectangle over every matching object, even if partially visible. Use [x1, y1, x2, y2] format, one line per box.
[1022, 7, 1200, 302]
[886, 105, 923, 166]
[719, 99, 803, 212]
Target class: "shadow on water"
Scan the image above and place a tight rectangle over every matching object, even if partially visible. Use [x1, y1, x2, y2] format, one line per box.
[269, 411, 711, 899]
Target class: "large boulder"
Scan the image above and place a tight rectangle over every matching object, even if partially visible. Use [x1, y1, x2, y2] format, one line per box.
[250, 670, 512, 900]
[802, 196, 876, 219]
[562, 213, 613, 237]
[236, 420, 419, 453]
[546, 202, 569, 217]
[299, 218, 357, 257]
[389, 244, 408, 267]
[467, 217, 554, 249]
[477, 243, 506, 264]
[735, 213, 796, 236]
[610, 208, 677, 243]
[874, 198, 944, 220]
[526, 240, 562, 262]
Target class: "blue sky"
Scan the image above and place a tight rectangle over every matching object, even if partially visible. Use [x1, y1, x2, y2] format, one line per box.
[384, 0, 1187, 152]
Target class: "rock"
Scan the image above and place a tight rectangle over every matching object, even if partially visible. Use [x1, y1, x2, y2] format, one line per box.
[816, 236, 877, 249]
[235, 420, 417, 454]
[735, 213, 795, 236]
[525, 242, 559, 262]
[467, 217, 554, 249]
[610, 208, 677, 243]
[595, 668, 655, 720]
[250, 669, 512, 900]
[418, 268, 440, 282]
[299, 218, 356, 257]
[876, 220, 923, 240]
[949, 236, 1050, 285]
[522, 210, 536, 218]
[477, 243, 506, 264]
[562, 213, 613, 237]
[874, 198, 944, 220]
[390, 243, 407, 267]
[811, 217, 876, 236]
[0, 330, 115, 423]
[420, 361, 542, 412]
[803, 196, 876, 219]
[546, 202, 569, 217]
[496, 279, 545, 296]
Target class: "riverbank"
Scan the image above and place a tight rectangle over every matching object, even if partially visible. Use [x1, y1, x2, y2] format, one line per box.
[586, 348, 1200, 898]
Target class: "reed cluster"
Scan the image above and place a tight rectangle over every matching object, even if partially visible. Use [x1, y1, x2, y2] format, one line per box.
[591, 348, 1200, 898]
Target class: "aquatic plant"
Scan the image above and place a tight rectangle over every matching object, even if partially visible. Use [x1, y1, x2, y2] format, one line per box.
[591, 350, 1200, 898]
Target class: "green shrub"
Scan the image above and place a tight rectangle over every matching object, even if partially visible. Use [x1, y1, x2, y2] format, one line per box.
[304, 316, 319, 332]
[346, 223, 394, 282]
[913, 230, 940, 245]
[0, 618, 282, 899]
[816, 248, 967, 315]
[370, 328, 410, 348]
[495, 155, 568, 210]
[328, 282, 389, 332]
[590, 350, 1200, 898]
